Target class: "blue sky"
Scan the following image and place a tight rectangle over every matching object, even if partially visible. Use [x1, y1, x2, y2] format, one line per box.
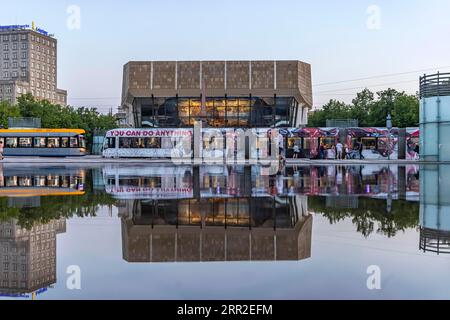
[1, 0, 449, 112]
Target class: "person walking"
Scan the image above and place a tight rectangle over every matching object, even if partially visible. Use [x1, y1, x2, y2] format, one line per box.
[358, 141, 365, 160]
[293, 144, 301, 159]
[345, 144, 351, 159]
[319, 143, 325, 160]
[336, 141, 344, 160]
[0, 141, 4, 160]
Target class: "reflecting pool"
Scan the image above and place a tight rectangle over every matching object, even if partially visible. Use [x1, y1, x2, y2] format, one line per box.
[0, 163, 449, 300]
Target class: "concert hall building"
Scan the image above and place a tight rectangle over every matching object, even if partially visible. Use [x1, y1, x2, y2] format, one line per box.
[120, 60, 312, 128]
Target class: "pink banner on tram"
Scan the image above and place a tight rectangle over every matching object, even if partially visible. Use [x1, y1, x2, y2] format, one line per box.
[406, 128, 420, 160]
[345, 128, 399, 160]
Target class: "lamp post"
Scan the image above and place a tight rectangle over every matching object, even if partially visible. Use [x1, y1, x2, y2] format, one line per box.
[386, 113, 392, 160]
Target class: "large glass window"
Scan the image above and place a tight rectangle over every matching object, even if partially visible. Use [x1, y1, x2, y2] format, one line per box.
[140, 96, 298, 128]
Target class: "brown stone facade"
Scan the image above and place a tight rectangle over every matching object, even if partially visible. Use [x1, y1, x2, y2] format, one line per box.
[121, 60, 312, 128]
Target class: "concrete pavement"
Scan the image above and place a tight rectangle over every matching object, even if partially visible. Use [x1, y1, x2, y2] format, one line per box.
[0, 155, 434, 165]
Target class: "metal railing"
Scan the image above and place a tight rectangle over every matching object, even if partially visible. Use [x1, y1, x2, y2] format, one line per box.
[420, 72, 450, 99]
[326, 119, 359, 128]
[8, 117, 41, 128]
[420, 228, 450, 255]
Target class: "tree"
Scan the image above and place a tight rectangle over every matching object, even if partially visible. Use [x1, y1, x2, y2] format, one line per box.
[12, 94, 117, 147]
[392, 94, 419, 127]
[351, 89, 374, 126]
[0, 100, 20, 128]
[308, 100, 352, 127]
[308, 88, 419, 128]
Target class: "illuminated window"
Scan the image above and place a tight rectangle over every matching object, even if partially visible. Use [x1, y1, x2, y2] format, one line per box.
[33, 137, 46, 148]
[18, 137, 32, 147]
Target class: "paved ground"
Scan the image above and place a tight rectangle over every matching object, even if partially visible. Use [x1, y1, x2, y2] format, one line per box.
[0, 155, 436, 165]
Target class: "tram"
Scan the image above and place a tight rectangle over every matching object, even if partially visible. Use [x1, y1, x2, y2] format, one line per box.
[102, 127, 420, 160]
[0, 129, 87, 157]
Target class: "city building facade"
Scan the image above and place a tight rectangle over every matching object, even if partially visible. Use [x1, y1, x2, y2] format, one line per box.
[0, 24, 67, 105]
[120, 60, 312, 128]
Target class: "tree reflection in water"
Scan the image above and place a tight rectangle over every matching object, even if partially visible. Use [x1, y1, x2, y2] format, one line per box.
[309, 196, 419, 238]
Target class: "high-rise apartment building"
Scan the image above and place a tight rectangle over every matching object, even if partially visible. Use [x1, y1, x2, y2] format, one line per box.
[0, 24, 67, 105]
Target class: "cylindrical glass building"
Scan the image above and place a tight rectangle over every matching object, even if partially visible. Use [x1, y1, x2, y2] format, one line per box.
[420, 165, 450, 254]
[420, 72, 450, 161]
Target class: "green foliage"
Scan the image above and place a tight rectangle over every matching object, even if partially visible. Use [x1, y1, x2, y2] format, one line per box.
[308, 88, 419, 128]
[2, 94, 117, 147]
[0, 100, 21, 128]
[0, 172, 117, 230]
[308, 196, 419, 238]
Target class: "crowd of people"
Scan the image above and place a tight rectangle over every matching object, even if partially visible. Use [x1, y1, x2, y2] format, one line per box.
[290, 141, 366, 160]
[317, 141, 365, 160]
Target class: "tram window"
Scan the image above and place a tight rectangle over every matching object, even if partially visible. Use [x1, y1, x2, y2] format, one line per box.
[303, 138, 312, 150]
[5, 177, 18, 187]
[119, 138, 130, 148]
[321, 137, 336, 148]
[6, 138, 17, 148]
[61, 137, 69, 148]
[34, 176, 46, 187]
[287, 138, 302, 149]
[0, 137, 3, 145]
[47, 137, 60, 148]
[146, 137, 161, 148]
[18, 138, 32, 148]
[61, 177, 70, 188]
[104, 137, 116, 149]
[79, 136, 87, 149]
[161, 137, 174, 149]
[119, 178, 140, 187]
[361, 138, 377, 150]
[47, 175, 60, 187]
[18, 177, 32, 187]
[33, 137, 46, 148]
[119, 137, 161, 149]
[70, 137, 79, 148]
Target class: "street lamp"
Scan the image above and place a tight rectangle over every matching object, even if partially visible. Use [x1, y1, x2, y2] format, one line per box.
[386, 113, 392, 160]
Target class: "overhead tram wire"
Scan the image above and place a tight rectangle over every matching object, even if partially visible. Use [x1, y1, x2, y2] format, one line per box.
[313, 65, 450, 87]
[314, 79, 419, 95]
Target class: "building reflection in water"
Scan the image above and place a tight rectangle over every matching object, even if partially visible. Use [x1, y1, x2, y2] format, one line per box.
[0, 165, 85, 298]
[0, 219, 66, 298]
[103, 165, 312, 263]
[420, 165, 450, 254]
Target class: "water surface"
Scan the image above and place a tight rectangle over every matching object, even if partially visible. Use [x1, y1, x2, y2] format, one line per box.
[0, 163, 448, 300]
